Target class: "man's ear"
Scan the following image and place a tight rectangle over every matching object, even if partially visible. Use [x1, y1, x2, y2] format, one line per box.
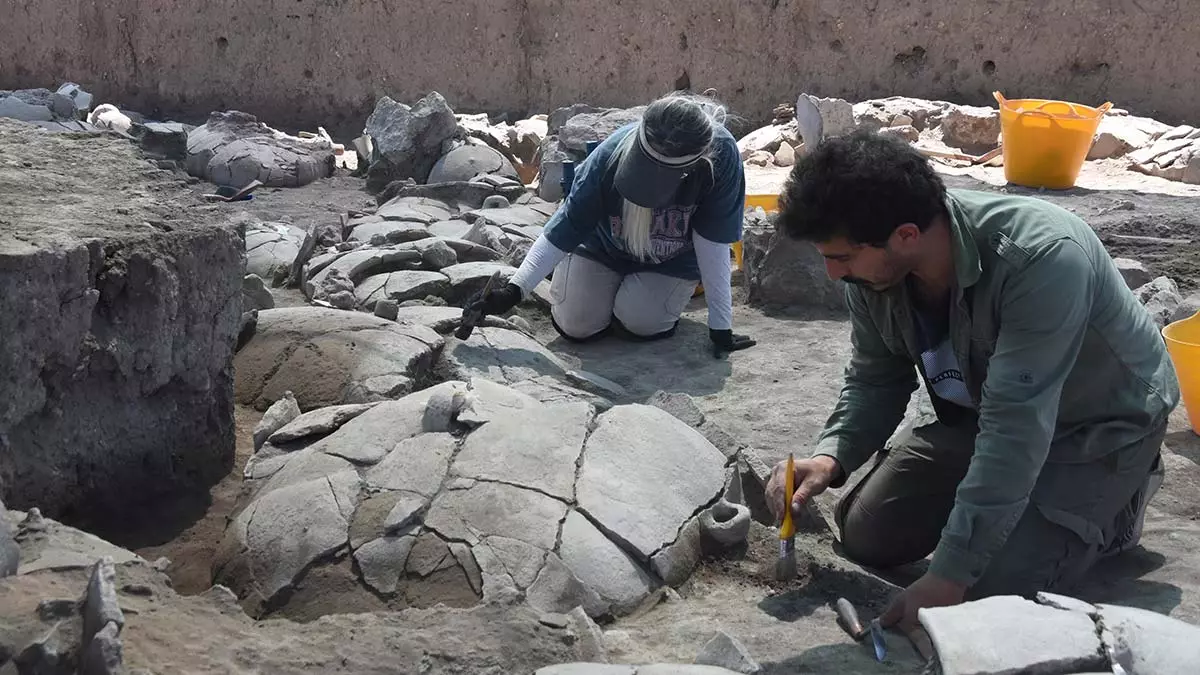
[892, 223, 922, 245]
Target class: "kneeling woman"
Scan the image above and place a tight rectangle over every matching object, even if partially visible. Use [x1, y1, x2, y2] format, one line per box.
[470, 92, 754, 354]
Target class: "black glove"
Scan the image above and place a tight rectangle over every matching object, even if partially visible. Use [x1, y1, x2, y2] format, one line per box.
[466, 282, 523, 317]
[710, 329, 756, 357]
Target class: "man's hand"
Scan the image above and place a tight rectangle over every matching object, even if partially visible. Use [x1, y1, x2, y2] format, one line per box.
[710, 329, 756, 357]
[764, 455, 841, 523]
[465, 282, 523, 317]
[879, 572, 967, 632]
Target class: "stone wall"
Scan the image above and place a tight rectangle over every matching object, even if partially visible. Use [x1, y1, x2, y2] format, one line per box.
[0, 1, 1191, 135]
[0, 119, 243, 526]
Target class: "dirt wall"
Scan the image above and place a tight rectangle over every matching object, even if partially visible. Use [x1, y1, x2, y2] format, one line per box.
[0, 1, 1191, 135]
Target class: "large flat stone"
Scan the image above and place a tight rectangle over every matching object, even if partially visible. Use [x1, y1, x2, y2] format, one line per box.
[918, 595, 1107, 675]
[440, 262, 519, 303]
[442, 327, 570, 386]
[1098, 603, 1200, 675]
[558, 510, 655, 616]
[526, 552, 609, 617]
[453, 400, 592, 500]
[392, 305, 521, 333]
[576, 404, 727, 559]
[424, 481, 566, 550]
[348, 219, 431, 244]
[364, 432, 456, 494]
[355, 270, 450, 309]
[268, 403, 378, 444]
[234, 307, 443, 411]
[376, 196, 454, 224]
[306, 247, 425, 292]
[353, 534, 416, 594]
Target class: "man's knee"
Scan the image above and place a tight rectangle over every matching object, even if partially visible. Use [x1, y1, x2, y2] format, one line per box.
[836, 496, 909, 569]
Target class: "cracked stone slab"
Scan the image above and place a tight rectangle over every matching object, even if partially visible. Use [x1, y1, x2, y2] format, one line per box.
[442, 327, 570, 386]
[405, 531, 456, 577]
[453, 399, 592, 500]
[918, 595, 1106, 675]
[482, 536, 546, 589]
[234, 307, 444, 411]
[511, 376, 614, 411]
[353, 535, 416, 594]
[268, 403, 379, 444]
[364, 432, 456, 495]
[306, 247, 425, 291]
[356, 270, 450, 310]
[255, 449, 356, 500]
[424, 480, 567, 551]
[392, 305, 522, 334]
[1098, 603, 1200, 674]
[348, 219, 431, 244]
[576, 404, 727, 559]
[559, 510, 655, 616]
[526, 553, 609, 617]
[376, 196, 454, 223]
[440, 261, 519, 304]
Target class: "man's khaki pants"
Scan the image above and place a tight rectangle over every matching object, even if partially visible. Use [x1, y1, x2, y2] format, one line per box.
[548, 253, 698, 340]
[833, 414, 1166, 598]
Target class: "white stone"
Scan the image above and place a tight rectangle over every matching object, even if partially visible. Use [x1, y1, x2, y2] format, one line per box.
[559, 510, 655, 615]
[695, 631, 762, 674]
[773, 143, 795, 167]
[941, 105, 1001, 150]
[364, 432, 456, 494]
[424, 480, 566, 551]
[1099, 602, 1200, 675]
[353, 535, 415, 594]
[919, 595, 1106, 675]
[736, 126, 784, 158]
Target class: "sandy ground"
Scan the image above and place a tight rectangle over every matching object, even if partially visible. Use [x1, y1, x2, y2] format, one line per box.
[103, 163, 1200, 674]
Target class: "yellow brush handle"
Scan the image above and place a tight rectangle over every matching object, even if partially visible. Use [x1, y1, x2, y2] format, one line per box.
[779, 453, 796, 539]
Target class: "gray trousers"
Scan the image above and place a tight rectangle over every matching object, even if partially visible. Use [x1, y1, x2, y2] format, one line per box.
[548, 253, 698, 339]
[833, 415, 1166, 599]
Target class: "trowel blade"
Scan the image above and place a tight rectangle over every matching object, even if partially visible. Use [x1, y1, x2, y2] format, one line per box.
[868, 618, 887, 662]
[794, 93, 824, 150]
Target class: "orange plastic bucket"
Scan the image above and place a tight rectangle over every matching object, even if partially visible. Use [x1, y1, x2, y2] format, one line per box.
[1163, 311, 1200, 433]
[994, 91, 1112, 190]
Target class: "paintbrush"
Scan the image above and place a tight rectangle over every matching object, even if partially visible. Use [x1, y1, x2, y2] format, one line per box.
[775, 453, 797, 581]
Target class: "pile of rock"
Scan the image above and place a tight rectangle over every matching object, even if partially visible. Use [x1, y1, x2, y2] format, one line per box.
[216, 378, 753, 622]
[536, 104, 646, 201]
[185, 110, 337, 188]
[0, 82, 96, 132]
[1129, 123, 1200, 184]
[738, 96, 857, 168]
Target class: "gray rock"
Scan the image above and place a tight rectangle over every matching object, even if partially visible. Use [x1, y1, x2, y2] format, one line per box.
[576, 404, 727, 558]
[639, 665, 746, 675]
[429, 145, 518, 183]
[526, 552, 609, 617]
[364, 432, 456, 491]
[234, 307, 444, 410]
[246, 220, 306, 284]
[539, 612, 571, 629]
[941, 105, 1001, 153]
[1034, 591, 1097, 614]
[186, 110, 334, 187]
[441, 327, 571, 385]
[212, 474, 354, 613]
[559, 510, 655, 616]
[1113, 257, 1152, 290]
[918, 595, 1106, 675]
[384, 493, 428, 532]
[535, 666, 636, 675]
[737, 125, 784, 157]
[453, 395, 592, 500]
[429, 220, 474, 240]
[695, 631, 762, 674]
[375, 298, 400, 320]
[743, 216, 846, 312]
[81, 620, 123, 675]
[0, 511, 17, 578]
[650, 515, 703, 587]
[412, 237, 459, 269]
[425, 480, 566, 551]
[482, 195, 511, 209]
[647, 391, 705, 427]
[467, 204, 552, 232]
[376, 196, 455, 224]
[253, 391, 301, 451]
[393, 305, 520, 334]
[1172, 292, 1200, 324]
[0, 95, 54, 122]
[135, 121, 192, 159]
[318, 267, 359, 309]
[437, 236, 505, 263]
[84, 557, 124, 646]
[355, 270, 450, 309]
[1134, 276, 1184, 329]
[243, 274, 275, 311]
[376, 179, 526, 212]
[558, 107, 646, 153]
[365, 93, 461, 190]
[268, 403, 378, 444]
[37, 598, 78, 621]
[56, 82, 93, 113]
[537, 137, 579, 201]
[441, 262, 519, 303]
[353, 534, 416, 594]
[1098, 603, 1200, 675]
[698, 499, 751, 549]
[567, 606, 609, 662]
[511, 376, 615, 412]
[810, 96, 856, 138]
[348, 219, 431, 244]
[307, 247, 425, 294]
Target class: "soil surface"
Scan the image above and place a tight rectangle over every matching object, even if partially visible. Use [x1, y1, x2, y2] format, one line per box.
[84, 162, 1200, 673]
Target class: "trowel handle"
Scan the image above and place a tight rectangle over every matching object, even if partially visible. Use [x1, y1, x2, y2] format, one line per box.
[835, 598, 867, 640]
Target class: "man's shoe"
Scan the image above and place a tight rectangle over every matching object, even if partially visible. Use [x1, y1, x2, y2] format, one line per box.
[1101, 453, 1164, 558]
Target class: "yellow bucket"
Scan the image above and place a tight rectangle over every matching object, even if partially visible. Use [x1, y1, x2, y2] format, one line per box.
[994, 91, 1112, 190]
[1163, 311, 1200, 433]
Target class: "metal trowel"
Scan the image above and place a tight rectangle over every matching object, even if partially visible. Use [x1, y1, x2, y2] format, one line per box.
[834, 597, 887, 662]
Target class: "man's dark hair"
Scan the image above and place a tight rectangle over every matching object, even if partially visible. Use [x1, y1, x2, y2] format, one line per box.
[777, 129, 948, 246]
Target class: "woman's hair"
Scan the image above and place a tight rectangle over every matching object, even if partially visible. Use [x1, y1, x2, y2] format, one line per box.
[617, 91, 729, 260]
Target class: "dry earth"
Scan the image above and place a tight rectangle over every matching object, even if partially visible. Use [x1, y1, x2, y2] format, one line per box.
[85, 164, 1200, 673]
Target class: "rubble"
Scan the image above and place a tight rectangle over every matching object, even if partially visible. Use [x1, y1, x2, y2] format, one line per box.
[364, 92, 461, 191]
[1133, 276, 1184, 329]
[940, 105, 1001, 153]
[741, 208, 847, 313]
[185, 110, 336, 187]
[1130, 125, 1200, 184]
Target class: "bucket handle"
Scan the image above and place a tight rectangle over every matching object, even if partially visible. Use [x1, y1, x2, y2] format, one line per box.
[993, 91, 1113, 119]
